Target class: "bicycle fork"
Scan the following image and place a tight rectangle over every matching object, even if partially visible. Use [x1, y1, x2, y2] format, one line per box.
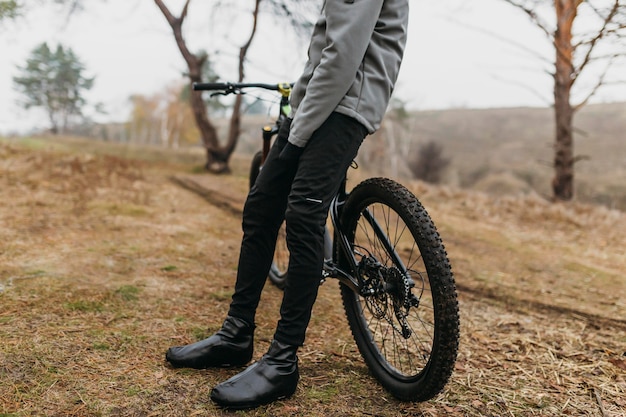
[323, 183, 415, 297]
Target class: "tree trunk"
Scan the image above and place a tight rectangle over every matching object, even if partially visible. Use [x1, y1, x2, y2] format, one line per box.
[215, 0, 262, 171]
[552, 0, 579, 201]
[154, 0, 262, 174]
[154, 0, 228, 172]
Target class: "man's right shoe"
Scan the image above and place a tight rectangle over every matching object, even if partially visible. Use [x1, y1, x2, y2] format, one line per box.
[165, 316, 254, 369]
[210, 339, 299, 409]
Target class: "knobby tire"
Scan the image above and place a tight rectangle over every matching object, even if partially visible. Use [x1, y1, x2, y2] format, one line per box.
[338, 177, 459, 401]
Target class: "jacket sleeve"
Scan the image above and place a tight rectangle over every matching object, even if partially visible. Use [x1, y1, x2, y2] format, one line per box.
[288, 0, 385, 148]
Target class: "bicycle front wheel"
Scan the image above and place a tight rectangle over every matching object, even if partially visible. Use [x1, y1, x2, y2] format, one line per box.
[338, 178, 459, 402]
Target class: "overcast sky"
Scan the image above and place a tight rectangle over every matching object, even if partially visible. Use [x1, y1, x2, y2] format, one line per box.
[1, 0, 625, 134]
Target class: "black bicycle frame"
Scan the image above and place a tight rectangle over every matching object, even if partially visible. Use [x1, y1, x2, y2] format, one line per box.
[261, 85, 291, 164]
[326, 179, 411, 295]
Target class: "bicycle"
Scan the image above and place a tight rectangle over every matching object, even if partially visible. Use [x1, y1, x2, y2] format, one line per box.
[193, 81, 460, 402]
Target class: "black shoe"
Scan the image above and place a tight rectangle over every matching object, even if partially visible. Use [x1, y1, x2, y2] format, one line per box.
[210, 339, 299, 409]
[165, 316, 254, 369]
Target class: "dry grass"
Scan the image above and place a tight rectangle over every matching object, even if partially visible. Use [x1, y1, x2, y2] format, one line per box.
[1, 136, 624, 416]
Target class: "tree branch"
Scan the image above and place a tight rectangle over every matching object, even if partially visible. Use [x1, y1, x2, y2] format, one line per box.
[573, 56, 612, 112]
[444, 15, 553, 65]
[153, 0, 197, 74]
[224, 0, 263, 158]
[501, 0, 553, 38]
[238, 0, 262, 83]
[488, 71, 553, 106]
[153, 0, 176, 26]
[574, 0, 620, 78]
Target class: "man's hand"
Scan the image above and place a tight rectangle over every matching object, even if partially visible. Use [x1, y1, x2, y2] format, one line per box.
[278, 142, 304, 162]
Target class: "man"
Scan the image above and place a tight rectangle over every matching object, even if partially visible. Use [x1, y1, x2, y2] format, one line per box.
[166, 0, 409, 409]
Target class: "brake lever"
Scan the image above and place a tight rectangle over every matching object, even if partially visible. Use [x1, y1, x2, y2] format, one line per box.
[210, 89, 245, 98]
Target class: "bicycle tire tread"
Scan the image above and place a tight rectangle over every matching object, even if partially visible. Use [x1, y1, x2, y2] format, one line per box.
[340, 177, 460, 402]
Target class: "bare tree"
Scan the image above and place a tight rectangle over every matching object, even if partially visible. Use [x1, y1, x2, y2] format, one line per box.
[154, 0, 318, 173]
[501, 0, 626, 201]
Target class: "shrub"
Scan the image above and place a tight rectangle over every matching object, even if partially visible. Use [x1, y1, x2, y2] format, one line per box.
[409, 141, 450, 184]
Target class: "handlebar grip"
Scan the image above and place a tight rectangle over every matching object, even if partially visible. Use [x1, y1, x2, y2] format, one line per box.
[193, 82, 232, 91]
[192, 81, 293, 93]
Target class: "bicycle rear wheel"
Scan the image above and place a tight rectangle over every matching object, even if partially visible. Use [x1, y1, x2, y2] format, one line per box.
[338, 177, 459, 401]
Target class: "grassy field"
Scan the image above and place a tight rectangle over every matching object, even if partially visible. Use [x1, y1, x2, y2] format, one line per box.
[1, 136, 624, 416]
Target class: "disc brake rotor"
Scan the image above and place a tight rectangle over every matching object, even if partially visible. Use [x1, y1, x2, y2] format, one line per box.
[359, 256, 420, 339]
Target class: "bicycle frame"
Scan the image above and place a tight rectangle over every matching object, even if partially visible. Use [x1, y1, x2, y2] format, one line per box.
[326, 180, 412, 296]
[260, 83, 292, 164]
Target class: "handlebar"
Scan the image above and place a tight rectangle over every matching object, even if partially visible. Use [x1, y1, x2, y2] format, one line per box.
[192, 82, 293, 97]
[193, 82, 279, 91]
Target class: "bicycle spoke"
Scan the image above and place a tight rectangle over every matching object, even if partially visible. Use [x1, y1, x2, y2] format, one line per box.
[353, 202, 437, 376]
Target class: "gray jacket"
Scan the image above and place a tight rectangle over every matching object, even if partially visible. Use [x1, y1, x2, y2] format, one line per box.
[288, 0, 409, 148]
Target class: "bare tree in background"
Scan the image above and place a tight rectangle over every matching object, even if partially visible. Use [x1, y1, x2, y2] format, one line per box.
[154, 0, 318, 173]
[501, 0, 626, 201]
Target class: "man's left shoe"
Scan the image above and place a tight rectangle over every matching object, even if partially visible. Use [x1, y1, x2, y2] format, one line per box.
[165, 316, 254, 369]
[210, 339, 299, 409]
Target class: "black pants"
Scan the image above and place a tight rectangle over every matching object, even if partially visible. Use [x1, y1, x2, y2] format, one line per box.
[228, 112, 367, 346]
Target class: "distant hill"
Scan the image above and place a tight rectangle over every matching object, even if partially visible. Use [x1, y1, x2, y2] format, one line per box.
[403, 102, 626, 175]
[350, 102, 626, 211]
